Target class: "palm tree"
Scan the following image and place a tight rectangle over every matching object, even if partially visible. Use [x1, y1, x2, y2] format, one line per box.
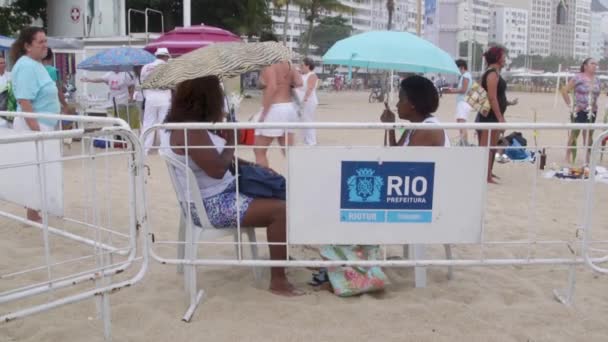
[224, 0, 272, 38]
[272, 0, 292, 45]
[386, 0, 394, 30]
[295, 0, 352, 55]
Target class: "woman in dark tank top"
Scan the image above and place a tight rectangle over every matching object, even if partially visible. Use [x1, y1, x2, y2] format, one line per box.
[475, 46, 517, 184]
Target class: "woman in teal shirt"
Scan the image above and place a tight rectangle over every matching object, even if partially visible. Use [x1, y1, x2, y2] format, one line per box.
[9, 27, 60, 132]
[9, 27, 60, 223]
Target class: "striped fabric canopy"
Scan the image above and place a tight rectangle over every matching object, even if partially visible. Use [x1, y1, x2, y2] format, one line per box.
[142, 42, 292, 90]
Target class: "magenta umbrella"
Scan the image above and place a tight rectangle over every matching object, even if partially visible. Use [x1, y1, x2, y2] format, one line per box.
[144, 25, 242, 56]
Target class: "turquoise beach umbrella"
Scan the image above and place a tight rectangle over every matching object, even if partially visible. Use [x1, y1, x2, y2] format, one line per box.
[322, 31, 460, 75]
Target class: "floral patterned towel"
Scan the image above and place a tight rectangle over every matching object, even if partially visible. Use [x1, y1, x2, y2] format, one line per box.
[320, 245, 389, 297]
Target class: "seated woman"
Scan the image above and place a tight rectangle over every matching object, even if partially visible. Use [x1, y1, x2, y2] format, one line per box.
[380, 75, 449, 147]
[162, 75, 301, 297]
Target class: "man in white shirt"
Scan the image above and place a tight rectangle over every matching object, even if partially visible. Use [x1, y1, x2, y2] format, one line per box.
[140, 47, 172, 155]
[81, 69, 138, 128]
[82, 70, 135, 106]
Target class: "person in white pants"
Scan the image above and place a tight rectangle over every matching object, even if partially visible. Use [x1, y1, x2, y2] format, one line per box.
[444, 59, 472, 146]
[295, 57, 319, 145]
[140, 48, 172, 155]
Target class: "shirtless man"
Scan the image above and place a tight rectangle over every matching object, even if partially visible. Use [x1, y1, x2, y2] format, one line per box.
[254, 33, 303, 168]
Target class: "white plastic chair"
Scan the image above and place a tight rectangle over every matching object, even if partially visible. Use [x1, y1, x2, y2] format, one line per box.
[160, 152, 261, 322]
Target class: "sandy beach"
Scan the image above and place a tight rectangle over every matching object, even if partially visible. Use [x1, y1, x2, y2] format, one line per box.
[2, 90, 608, 342]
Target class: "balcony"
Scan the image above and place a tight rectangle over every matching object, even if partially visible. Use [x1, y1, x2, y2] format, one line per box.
[338, 0, 370, 11]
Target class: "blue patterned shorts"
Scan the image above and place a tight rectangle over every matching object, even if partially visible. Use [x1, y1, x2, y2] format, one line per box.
[181, 182, 254, 229]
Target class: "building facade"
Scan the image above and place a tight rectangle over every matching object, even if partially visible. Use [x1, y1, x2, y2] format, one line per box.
[270, 0, 425, 55]
[590, 12, 605, 59]
[433, 0, 490, 70]
[501, 0, 594, 59]
[550, 0, 577, 58]
[490, 5, 529, 58]
[571, 0, 592, 60]
[527, 0, 553, 56]
[46, 0, 127, 38]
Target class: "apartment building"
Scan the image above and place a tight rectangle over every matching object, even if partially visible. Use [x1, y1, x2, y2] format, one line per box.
[270, 0, 424, 54]
[490, 5, 529, 58]
[590, 11, 605, 59]
[433, 0, 490, 68]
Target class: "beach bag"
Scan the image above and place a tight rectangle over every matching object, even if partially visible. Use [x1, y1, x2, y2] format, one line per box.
[236, 164, 286, 200]
[465, 82, 491, 117]
[320, 245, 389, 297]
[0, 83, 17, 123]
[505, 131, 527, 147]
[239, 111, 259, 146]
[504, 139, 530, 160]
[239, 128, 256, 145]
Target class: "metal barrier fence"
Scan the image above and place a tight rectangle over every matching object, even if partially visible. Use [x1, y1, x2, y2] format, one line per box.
[0, 112, 148, 340]
[143, 121, 608, 319]
[2, 117, 607, 336]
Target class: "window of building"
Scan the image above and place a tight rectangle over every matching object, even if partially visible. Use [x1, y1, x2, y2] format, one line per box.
[556, 1, 567, 25]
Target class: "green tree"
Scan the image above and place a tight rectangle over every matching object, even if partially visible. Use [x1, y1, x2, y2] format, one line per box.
[301, 15, 352, 56]
[127, 0, 271, 37]
[0, 0, 47, 36]
[222, 0, 271, 37]
[272, 0, 291, 45]
[294, 0, 352, 55]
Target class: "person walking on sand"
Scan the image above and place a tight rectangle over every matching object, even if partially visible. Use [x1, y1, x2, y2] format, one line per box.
[295, 57, 319, 146]
[444, 59, 472, 146]
[140, 47, 172, 155]
[254, 33, 302, 168]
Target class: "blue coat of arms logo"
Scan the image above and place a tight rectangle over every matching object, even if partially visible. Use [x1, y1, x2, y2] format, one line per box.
[347, 168, 383, 202]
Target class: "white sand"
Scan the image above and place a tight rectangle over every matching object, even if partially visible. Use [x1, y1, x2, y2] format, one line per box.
[2, 91, 608, 342]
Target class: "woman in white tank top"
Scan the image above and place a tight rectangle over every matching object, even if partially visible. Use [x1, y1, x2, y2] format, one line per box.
[381, 75, 449, 147]
[162, 76, 302, 297]
[294, 57, 319, 145]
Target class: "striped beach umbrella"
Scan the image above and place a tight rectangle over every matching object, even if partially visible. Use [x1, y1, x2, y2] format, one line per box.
[142, 42, 292, 90]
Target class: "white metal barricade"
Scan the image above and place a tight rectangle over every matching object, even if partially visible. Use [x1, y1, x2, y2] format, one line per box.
[0, 112, 148, 340]
[142, 121, 608, 321]
[582, 128, 608, 274]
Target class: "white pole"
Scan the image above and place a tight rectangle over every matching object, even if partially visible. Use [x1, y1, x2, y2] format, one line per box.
[83, 0, 88, 37]
[554, 63, 562, 109]
[389, 70, 394, 104]
[289, 22, 294, 53]
[120, 0, 127, 36]
[467, 0, 473, 71]
[183, 0, 191, 27]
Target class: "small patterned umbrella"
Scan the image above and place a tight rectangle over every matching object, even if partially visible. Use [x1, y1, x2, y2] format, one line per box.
[77, 47, 156, 72]
[142, 42, 292, 90]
